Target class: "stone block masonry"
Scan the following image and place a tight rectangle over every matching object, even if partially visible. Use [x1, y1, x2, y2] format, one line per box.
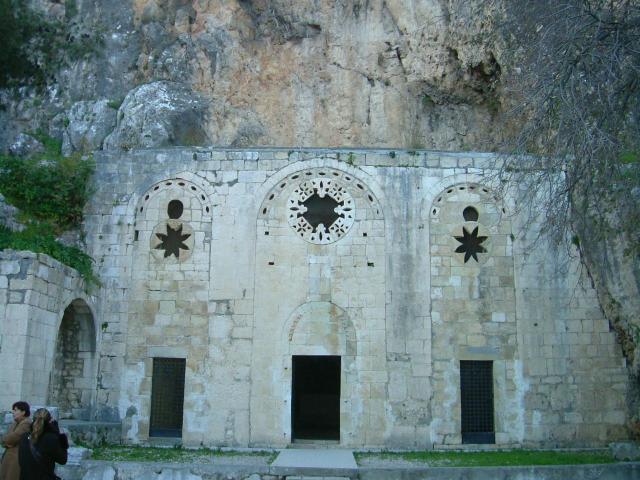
[0, 148, 631, 449]
[0, 250, 96, 415]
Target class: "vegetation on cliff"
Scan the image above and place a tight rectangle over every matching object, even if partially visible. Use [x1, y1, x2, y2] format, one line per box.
[486, 0, 640, 434]
[0, 0, 100, 88]
[493, 0, 639, 251]
[0, 133, 97, 285]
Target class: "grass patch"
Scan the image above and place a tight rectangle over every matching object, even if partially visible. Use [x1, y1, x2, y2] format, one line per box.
[90, 446, 276, 463]
[355, 449, 617, 467]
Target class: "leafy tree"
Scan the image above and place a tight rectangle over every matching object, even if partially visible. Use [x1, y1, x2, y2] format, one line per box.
[0, 0, 43, 87]
[0, 0, 101, 88]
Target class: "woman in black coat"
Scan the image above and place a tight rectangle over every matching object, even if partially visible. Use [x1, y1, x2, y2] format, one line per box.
[18, 409, 68, 480]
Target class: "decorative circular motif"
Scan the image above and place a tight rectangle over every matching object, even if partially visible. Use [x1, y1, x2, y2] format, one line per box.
[287, 178, 355, 244]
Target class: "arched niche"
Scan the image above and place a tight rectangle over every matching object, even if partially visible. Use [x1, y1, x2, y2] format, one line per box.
[48, 299, 97, 420]
[428, 182, 518, 446]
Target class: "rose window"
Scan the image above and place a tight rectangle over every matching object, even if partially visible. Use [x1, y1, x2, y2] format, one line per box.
[287, 178, 355, 244]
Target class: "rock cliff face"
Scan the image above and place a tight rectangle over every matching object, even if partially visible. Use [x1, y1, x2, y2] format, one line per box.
[4, 0, 505, 151]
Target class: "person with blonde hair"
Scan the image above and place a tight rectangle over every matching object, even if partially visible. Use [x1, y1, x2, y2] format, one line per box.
[0, 402, 31, 480]
[18, 409, 67, 480]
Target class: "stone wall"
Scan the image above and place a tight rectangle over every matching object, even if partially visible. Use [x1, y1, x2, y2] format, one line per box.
[0, 250, 97, 413]
[56, 459, 640, 480]
[514, 228, 629, 446]
[82, 147, 631, 448]
[429, 181, 519, 445]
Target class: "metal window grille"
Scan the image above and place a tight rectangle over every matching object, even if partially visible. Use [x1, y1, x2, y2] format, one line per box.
[149, 357, 186, 438]
[460, 360, 495, 444]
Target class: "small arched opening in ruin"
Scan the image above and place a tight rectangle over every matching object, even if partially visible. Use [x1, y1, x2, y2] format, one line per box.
[48, 299, 97, 420]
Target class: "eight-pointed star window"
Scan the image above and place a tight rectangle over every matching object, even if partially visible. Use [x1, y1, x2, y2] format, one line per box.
[155, 224, 191, 259]
[454, 226, 488, 263]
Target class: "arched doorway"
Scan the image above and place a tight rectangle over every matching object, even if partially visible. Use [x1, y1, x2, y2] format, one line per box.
[48, 299, 97, 420]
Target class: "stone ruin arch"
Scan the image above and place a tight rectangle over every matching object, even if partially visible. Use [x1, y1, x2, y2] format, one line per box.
[48, 298, 97, 420]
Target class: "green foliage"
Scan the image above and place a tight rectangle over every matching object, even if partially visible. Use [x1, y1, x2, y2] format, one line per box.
[0, 0, 102, 88]
[0, 0, 40, 86]
[485, 94, 500, 117]
[356, 449, 616, 467]
[571, 235, 580, 248]
[346, 152, 355, 165]
[107, 98, 124, 110]
[0, 224, 97, 286]
[0, 133, 97, 285]
[64, 0, 78, 19]
[421, 94, 435, 108]
[0, 134, 95, 231]
[620, 151, 639, 165]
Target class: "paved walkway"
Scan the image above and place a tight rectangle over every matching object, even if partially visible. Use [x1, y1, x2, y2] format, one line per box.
[272, 448, 357, 469]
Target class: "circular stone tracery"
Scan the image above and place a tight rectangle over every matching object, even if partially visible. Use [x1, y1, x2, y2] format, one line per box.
[287, 178, 355, 244]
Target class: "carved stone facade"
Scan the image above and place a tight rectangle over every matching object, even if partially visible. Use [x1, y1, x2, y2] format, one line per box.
[0, 148, 631, 449]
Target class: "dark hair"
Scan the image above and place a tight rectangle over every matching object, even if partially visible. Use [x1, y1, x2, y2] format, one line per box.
[12, 401, 30, 417]
[32, 408, 51, 444]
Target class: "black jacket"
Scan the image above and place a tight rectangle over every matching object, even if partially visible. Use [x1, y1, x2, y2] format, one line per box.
[18, 422, 68, 480]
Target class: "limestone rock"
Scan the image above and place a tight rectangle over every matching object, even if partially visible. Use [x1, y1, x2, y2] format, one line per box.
[127, 469, 202, 480]
[9, 133, 45, 158]
[82, 465, 116, 480]
[61, 100, 117, 155]
[611, 442, 640, 461]
[0, 193, 24, 232]
[103, 81, 210, 150]
[67, 446, 92, 466]
[0, 1, 509, 150]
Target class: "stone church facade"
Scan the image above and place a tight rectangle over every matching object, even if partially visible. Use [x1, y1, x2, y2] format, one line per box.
[0, 148, 631, 448]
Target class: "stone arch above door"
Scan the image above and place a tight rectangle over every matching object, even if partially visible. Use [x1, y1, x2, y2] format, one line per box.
[284, 301, 357, 356]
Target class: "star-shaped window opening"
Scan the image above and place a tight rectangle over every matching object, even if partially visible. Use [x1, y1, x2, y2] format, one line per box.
[155, 224, 191, 259]
[298, 192, 343, 231]
[454, 226, 488, 263]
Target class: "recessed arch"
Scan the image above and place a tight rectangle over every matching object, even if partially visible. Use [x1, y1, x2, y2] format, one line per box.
[255, 159, 386, 224]
[134, 177, 212, 221]
[48, 298, 97, 420]
[124, 171, 215, 220]
[260, 166, 383, 225]
[429, 182, 507, 233]
[284, 301, 357, 356]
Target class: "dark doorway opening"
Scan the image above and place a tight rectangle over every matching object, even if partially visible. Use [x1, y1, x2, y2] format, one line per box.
[150, 357, 186, 437]
[460, 360, 495, 444]
[292, 355, 341, 441]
